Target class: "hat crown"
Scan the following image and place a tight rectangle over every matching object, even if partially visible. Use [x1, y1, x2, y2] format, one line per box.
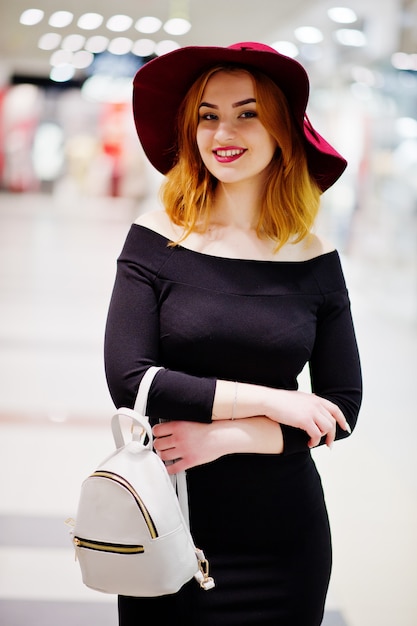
[228, 42, 279, 55]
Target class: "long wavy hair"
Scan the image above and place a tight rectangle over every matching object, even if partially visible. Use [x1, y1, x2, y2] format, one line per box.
[161, 64, 321, 249]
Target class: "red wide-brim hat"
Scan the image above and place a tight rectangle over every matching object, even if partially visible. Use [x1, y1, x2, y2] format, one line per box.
[133, 42, 347, 192]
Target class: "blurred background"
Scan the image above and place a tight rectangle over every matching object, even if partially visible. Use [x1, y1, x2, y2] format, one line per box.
[0, 1, 416, 625]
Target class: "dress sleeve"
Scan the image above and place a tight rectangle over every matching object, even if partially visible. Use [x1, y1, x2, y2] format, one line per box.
[282, 273, 362, 456]
[104, 227, 216, 424]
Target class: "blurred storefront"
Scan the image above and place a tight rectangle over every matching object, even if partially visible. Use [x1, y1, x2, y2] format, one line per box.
[0, 79, 153, 200]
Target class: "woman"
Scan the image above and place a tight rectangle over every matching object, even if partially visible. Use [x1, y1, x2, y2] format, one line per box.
[104, 42, 362, 625]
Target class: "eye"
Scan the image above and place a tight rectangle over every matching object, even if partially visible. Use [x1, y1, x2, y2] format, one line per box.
[199, 112, 218, 121]
[239, 110, 257, 119]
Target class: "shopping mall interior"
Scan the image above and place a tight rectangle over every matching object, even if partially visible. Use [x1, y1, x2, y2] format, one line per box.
[0, 1, 416, 624]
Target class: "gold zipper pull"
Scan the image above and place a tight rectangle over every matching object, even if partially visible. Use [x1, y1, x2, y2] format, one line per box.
[72, 537, 80, 561]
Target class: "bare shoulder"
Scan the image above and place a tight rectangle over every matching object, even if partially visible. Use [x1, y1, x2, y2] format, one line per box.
[134, 210, 179, 240]
[277, 233, 335, 262]
[301, 233, 336, 260]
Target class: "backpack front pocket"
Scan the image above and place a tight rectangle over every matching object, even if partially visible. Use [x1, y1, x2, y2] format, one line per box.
[73, 536, 145, 555]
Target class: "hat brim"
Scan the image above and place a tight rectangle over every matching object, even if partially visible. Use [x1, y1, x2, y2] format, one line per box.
[133, 43, 347, 191]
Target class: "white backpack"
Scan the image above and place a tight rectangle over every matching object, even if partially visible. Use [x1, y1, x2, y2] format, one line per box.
[68, 366, 215, 597]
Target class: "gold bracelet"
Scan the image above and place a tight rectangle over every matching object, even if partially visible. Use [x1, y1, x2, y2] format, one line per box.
[231, 381, 238, 420]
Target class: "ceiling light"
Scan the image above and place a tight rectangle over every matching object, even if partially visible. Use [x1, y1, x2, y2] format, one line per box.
[396, 117, 417, 139]
[328, 7, 357, 24]
[106, 15, 133, 32]
[294, 27, 323, 44]
[135, 16, 162, 33]
[62, 34, 86, 52]
[38, 33, 62, 51]
[49, 11, 74, 28]
[108, 37, 133, 55]
[335, 29, 367, 47]
[20, 9, 44, 26]
[391, 52, 409, 69]
[85, 36, 110, 54]
[155, 40, 181, 56]
[391, 52, 417, 70]
[50, 50, 73, 67]
[163, 18, 191, 35]
[132, 39, 156, 57]
[271, 41, 299, 58]
[72, 51, 94, 69]
[77, 13, 104, 30]
[50, 65, 75, 83]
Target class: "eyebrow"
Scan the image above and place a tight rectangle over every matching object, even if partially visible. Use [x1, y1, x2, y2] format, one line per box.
[199, 98, 256, 110]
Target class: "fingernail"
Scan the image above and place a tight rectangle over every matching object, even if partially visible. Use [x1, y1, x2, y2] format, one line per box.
[345, 421, 351, 434]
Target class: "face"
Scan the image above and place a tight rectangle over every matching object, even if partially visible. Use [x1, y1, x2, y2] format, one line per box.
[196, 70, 277, 185]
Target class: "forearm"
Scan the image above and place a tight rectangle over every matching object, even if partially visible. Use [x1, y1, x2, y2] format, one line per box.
[212, 379, 351, 450]
[212, 417, 284, 455]
[153, 416, 284, 472]
[212, 379, 269, 420]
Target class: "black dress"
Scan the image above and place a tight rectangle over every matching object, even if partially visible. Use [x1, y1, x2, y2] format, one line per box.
[104, 224, 362, 626]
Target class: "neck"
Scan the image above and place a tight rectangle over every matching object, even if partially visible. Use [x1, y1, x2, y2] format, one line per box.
[211, 180, 262, 230]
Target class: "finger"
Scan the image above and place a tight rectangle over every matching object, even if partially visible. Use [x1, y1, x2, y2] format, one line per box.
[152, 422, 171, 437]
[342, 419, 352, 433]
[157, 446, 180, 462]
[307, 423, 324, 448]
[321, 399, 350, 433]
[315, 411, 337, 448]
[315, 411, 335, 435]
[333, 409, 350, 432]
[153, 434, 175, 452]
[333, 410, 351, 433]
[325, 424, 336, 448]
[164, 458, 186, 475]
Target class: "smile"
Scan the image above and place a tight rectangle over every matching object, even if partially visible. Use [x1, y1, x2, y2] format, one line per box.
[213, 148, 246, 162]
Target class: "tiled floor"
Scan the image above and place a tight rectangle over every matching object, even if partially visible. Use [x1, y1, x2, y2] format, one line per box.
[0, 191, 416, 625]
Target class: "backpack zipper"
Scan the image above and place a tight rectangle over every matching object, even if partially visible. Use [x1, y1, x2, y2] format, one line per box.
[91, 470, 158, 539]
[73, 536, 144, 554]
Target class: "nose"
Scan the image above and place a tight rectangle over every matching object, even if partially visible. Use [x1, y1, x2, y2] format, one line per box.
[214, 119, 236, 143]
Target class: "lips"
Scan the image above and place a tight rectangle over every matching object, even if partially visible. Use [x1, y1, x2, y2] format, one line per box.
[213, 147, 246, 163]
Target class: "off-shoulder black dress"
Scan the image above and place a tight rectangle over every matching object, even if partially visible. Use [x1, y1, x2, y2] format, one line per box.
[104, 224, 362, 626]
